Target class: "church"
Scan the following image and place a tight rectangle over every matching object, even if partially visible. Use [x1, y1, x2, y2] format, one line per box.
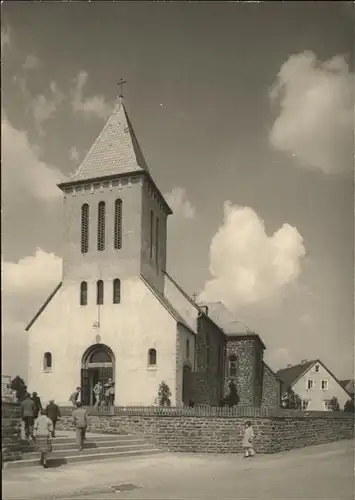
[26, 97, 281, 408]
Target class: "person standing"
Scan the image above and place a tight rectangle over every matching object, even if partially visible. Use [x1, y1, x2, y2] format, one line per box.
[34, 408, 53, 468]
[93, 381, 102, 409]
[45, 400, 61, 438]
[69, 387, 81, 407]
[20, 393, 36, 440]
[242, 421, 255, 458]
[72, 402, 88, 451]
[32, 392, 43, 419]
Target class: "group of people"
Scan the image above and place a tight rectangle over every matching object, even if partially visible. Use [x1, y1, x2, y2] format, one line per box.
[20, 392, 61, 468]
[69, 379, 115, 408]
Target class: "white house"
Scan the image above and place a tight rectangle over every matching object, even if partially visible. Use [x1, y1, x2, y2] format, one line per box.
[276, 359, 351, 411]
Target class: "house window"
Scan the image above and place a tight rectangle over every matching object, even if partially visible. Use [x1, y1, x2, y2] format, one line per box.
[148, 348, 157, 366]
[97, 201, 106, 251]
[228, 355, 237, 377]
[315, 365, 320, 373]
[113, 279, 121, 304]
[307, 379, 314, 390]
[155, 216, 159, 268]
[114, 199, 122, 250]
[321, 380, 328, 391]
[186, 339, 190, 359]
[149, 210, 154, 259]
[81, 204, 89, 253]
[301, 400, 309, 410]
[96, 280, 104, 305]
[80, 281, 88, 306]
[43, 352, 52, 371]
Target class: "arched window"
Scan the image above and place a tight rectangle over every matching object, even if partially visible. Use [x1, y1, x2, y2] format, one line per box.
[113, 278, 121, 304]
[81, 204, 89, 254]
[148, 348, 157, 366]
[149, 210, 154, 259]
[97, 201, 106, 251]
[97, 280, 104, 305]
[89, 348, 112, 364]
[44, 352, 52, 371]
[114, 199, 123, 250]
[80, 281, 88, 306]
[206, 334, 211, 366]
[155, 216, 159, 267]
[228, 355, 237, 377]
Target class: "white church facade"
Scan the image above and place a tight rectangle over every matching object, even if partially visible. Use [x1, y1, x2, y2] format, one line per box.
[26, 98, 279, 408]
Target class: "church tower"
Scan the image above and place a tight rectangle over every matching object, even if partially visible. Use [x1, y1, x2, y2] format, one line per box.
[58, 97, 172, 293]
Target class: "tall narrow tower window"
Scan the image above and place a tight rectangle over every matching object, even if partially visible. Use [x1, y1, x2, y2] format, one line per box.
[113, 278, 121, 304]
[149, 210, 154, 259]
[81, 204, 89, 254]
[155, 216, 159, 267]
[80, 281, 88, 306]
[114, 199, 123, 250]
[97, 280, 104, 305]
[97, 201, 106, 251]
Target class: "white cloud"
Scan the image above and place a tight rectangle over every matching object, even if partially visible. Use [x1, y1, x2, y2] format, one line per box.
[2, 116, 66, 201]
[71, 71, 111, 119]
[200, 202, 306, 307]
[70, 146, 80, 162]
[2, 249, 62, 379]
[269, 51, 353, 174]
[1, 25, 11, 54]
[30, 81, 65, 136]
[164, 187, 196, 219]
[23, 54, 41, 70]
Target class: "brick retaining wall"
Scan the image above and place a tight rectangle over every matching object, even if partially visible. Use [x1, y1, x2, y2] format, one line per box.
[56, 406, 354, 454]
[1, 402, 22, 463]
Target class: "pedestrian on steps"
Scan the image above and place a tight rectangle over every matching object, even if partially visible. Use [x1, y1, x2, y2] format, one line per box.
[32, 392, 43, 420]
[20, 393, 36, 441]
[46, 400, 61, 438]
[242, 421, 255, 458]
[69, 387, 81, 407]
[72, 401, 88, 451]
[34, 408, 53, 468]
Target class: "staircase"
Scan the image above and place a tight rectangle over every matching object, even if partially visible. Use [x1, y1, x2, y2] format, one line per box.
[4, 431, 163, 469]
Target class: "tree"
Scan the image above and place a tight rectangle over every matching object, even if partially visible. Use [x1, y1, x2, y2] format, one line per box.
[157, 381, 171, 407]
[344, 398, 354, 413]
[219, 380, 240, 407]
[328, 396, 340, 411]
[282, 389, 302, 409]
[10, 376, 27, 402]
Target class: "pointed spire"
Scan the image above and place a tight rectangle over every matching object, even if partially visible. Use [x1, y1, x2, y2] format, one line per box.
[68, 98, 149, 183]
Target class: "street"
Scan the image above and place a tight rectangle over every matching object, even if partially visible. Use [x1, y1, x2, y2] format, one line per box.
[3, 439, 354, 500]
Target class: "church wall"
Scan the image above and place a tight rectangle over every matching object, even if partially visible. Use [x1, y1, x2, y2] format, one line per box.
[62, 177, 143, 281]
[140, 180, 168, 293]
[225, 338, 263, 406]
[262, 363, 281, 407]
[193, 315, 225, 405]
[27, 277, 178, 407]
[175, 323, 196, 405]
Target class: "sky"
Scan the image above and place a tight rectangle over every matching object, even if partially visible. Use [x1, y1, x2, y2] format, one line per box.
[2, 2, 354, 382]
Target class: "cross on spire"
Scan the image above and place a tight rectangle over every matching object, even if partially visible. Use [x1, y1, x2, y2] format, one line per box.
[192, 292, 198, 302]
[117, 78, 127, 98]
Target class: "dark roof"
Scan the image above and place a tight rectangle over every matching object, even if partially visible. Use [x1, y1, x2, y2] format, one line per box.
[340, 380, 355, 394]
[276, 360, 316, 388]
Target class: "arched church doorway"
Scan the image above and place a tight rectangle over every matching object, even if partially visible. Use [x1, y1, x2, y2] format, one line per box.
[81, 344, 115, 406]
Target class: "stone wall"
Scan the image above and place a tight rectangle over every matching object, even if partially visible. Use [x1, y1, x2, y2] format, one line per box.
[1, 402, 22, 463]
[56, 406, 354, 454]
[193, 314, 225, 405]
[225, 337, 262, 406]
[262, 363, 281, 407]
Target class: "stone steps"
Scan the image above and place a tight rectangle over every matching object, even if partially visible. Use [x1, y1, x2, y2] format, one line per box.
[4, 433, 163, 469]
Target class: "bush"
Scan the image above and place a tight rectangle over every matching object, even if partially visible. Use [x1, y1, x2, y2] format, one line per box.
[219, 380, 240, 407]
[328, 396, 340, 411]
[344, 398, 354, 413]
[157, 381, 171, 407]
[282, 389, 302, 409]
[10, 376, 27, 402]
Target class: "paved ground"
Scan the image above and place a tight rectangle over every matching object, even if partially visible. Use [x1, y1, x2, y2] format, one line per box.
[3, 439, 354, 500]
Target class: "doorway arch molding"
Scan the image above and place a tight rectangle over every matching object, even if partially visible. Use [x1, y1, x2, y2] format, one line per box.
[81, 343, 115, 368]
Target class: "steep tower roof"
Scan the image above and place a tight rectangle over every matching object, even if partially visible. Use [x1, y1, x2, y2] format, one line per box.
[68, 98, 149, 183]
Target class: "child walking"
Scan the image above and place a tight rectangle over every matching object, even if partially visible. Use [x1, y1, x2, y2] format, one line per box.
[242, 421, 255, 458]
